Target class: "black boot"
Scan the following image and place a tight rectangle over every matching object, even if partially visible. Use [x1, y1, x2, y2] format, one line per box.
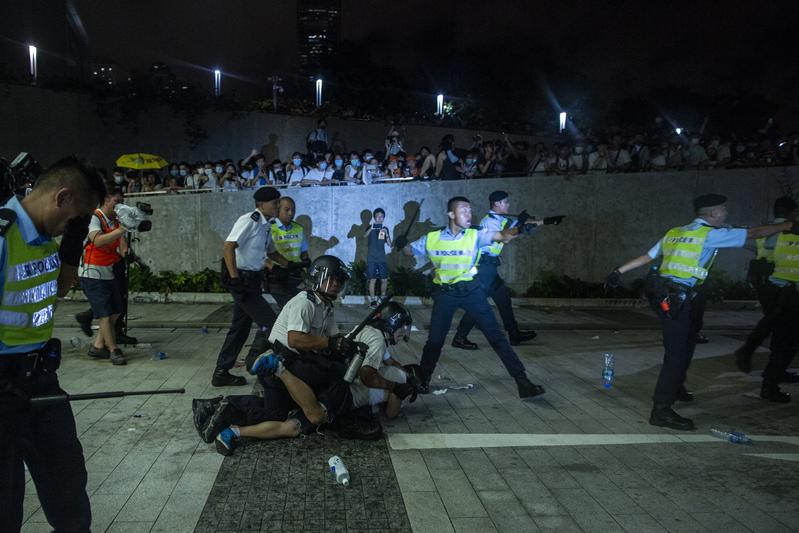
[509, 329, 537, 346]
[200, 399, 238, 443]
[192, 396, 223, 439]
[515, 376, 545, 399]
[649, 406, 694, 431]
[452, 336, 478, 350]
[75, 311, 93, 337]
[676, 385, 694, 403]
[760, 382, 791, 403]
[211, 369, 247, 387]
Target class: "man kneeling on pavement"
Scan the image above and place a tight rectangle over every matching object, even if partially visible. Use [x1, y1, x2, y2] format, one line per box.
[192, 255, 419, 454]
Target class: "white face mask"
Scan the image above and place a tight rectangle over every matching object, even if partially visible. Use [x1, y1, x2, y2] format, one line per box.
[113, 175, 125, 184]
[204, 168, 214, 176]
[241, 170, 252, 180]
[215, 165, 224, 174]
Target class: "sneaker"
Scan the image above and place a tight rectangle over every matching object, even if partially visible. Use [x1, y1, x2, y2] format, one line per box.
[211, 369, 246, 387]
[75, 312, 93, 337]
[201, 400, 237, 443]
[192, 396, 223, 439]
[451, 336, 478, 350]
[87, 345, 110, 359]
[111, 348, 127, 366]
[215, 428, 238, 456]
[249, 352, 282, 377]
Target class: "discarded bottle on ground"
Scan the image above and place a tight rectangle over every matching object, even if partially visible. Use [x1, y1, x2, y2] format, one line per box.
[328, 455, 350, 486]
[710, 428, 752, 445]
[602, 353, 615, 389]
[152, 351, 167, 361]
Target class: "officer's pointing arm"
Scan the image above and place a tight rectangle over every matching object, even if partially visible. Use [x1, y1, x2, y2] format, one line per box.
[746, 220, 793, 240]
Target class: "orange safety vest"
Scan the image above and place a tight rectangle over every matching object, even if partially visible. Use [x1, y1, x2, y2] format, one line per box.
[82, 209, 121, 266]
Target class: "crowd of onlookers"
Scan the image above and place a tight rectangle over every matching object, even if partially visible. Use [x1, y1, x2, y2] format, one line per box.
[117, 119, 799, 195]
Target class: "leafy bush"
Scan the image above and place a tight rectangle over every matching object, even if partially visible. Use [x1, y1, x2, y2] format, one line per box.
[128, 263, 225, 294]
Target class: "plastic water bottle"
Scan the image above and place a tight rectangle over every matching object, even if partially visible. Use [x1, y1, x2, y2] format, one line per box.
[201, 326, 209, 334]
[328, 456, 350, 486]
[69, 337, 84, 350]
[602, 353, 615, 389]
[152, 351, 167, 361]
[710, 428, 753, 445]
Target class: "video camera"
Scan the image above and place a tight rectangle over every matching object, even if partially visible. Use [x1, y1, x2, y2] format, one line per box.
[115, 202, 153, 232]
[1, 152, 42, 203]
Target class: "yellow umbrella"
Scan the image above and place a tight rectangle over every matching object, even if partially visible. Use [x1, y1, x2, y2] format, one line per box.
[115, 153, 169, 170]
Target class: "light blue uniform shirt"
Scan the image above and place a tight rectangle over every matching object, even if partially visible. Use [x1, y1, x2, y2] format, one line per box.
[275, 221, 309, 254]
[646, 217, 747, 288]
[479, 211, 529, 257]
[410, 226, 497, 258]
[0, 196, 52, 354]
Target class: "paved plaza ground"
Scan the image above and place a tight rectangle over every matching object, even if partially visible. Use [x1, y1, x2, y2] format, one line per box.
[19, 300, 799, 532]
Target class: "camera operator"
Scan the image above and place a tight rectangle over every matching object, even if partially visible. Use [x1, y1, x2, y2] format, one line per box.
[78, 186, 130, 366]
[0, 157, 106, 532]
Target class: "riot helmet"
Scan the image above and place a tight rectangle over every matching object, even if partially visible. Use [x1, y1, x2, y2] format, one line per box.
[308, 255, 350, 300]
[369, 301, 412, 345]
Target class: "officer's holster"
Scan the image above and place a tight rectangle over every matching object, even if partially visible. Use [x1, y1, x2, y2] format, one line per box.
[646, 273, 691, 320]
[0, 338, 62, 413]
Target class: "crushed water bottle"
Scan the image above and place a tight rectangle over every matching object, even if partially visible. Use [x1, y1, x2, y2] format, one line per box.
[710, 428, 753, 445]
[152, 351, 167, 361]
[602, 353, 615, 389]
[328, 455, 350, 486]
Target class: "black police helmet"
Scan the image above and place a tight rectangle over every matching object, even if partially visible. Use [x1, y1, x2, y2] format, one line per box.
[370, 301, 413, 345]
[308, 255, 350, 296]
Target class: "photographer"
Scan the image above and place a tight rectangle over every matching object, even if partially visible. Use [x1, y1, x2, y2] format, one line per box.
[79, 187, 129, 366]
[1, 157, 105, 532]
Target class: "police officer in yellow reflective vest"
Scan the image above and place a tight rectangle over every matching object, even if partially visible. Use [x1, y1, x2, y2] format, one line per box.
[735, 196, 799, 382]
[0, 158, 106, 532]
[605, 194, 792, 430]
[268, 197, 311, 308]
[395, 196, 546, 398]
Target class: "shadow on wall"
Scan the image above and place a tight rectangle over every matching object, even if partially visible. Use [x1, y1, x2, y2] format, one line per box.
[347, 209, 373, 264]
[260, 133, 280, 162]
[388, 200, 438, 272]
[295, 214, 339, 259]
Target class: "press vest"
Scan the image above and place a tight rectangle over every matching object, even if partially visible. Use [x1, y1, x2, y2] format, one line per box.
[756, 237, 774, 262]
[771, 233, 799, 282]
[425, 229, 479, 285]
[0, 220, 59, 346]
[82, 209, 121, 266]
[271, 222, 304, 262]
[484, 214, 509, 256]
[659, 225, 715, 282]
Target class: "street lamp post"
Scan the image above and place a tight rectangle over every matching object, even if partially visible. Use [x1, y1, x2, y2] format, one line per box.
[213, 69, 221, 97]
[28, 45, 37, 83]
[436, 94, 444, 116]
[315, 78, 323, 108]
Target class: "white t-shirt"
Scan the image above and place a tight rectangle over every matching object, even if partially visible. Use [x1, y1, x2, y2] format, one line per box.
[608, 148, 631, 167]
[79, 211, 119, 280]
[226, 210, 274, 271]
[268, 291, 338, 353]
[349, 325, 408, 408]
[304, 168, 331, 185]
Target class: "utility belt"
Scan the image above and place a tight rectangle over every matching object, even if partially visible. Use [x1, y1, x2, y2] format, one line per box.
[645, 273, 697, 319]
[437, 278, 482, 295]
[478, 255, 501, 266]
[270, 340, 346, 380]
[762, 280, 799, 317]
[268, 262, 304, 285]
[0, 338, 61, 387]
[219, 258, 265, 290]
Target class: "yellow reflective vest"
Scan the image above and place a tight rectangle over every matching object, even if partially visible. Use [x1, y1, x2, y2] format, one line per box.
[659, 225, 715, 282]
[271, 221, 305, 263]
[425, 229, 480, 285]
[772, 232, 799, 282]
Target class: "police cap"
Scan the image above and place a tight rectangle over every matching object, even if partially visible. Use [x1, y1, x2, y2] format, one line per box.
[489, 190, 509, 204]
[693, 194, 727, 211]
[253, 186, 280, 202]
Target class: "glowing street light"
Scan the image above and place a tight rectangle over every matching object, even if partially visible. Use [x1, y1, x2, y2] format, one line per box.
[315, 78, 323, 108]
[436, 94, 444, 116]
[559, 111, 567, 133]
[28, 45, 37, 82]
[675, 127, 682, 135]
[213, 69, 221, 96]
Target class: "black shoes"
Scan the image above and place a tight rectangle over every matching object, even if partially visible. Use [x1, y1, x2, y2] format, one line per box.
[695, 334, 709, 344]
[760, 383, 791, 403]
[192, 396, 223, 439]
[734, 345, 753, 374]
[649, 406, 695, 431]
[211, 369, 247, 387]
[75, 312, 93, 337]
[509, 329, 538, 346]
[111, 348, 127, 366]
[516, 376, 545, 399]
[200, 399, 237, 443]
[116, 332, 138, 345]
[780, 371, 799, 384]
[676, 386, 694, 403]
[452, 336, 478, 350]
[87, 346, 109, 359]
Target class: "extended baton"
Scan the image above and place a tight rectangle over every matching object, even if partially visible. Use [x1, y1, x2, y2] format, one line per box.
[29, 388, 185, 407]
[342, 295, 394, 382]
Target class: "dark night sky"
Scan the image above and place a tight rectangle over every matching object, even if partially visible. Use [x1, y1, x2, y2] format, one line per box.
[6, 1, 798, 123]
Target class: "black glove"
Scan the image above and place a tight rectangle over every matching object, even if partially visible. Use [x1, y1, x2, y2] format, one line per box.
[394, 235, 409, 250]
[328, 334, 357, 359]
[543, 215, 565, 226]
[393, 381, 418, 403]
[516, 210, 531, 227]
[227, 277, 245, 294]
[300, 257, 311, 269]
[58, 215, 92, 267]
[604, 269, 622, 290]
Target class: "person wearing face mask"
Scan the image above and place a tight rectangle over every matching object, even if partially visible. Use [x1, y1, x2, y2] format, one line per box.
[184, 166, 204, 190]
[456, 150, 481, 179]
[267, 159, 286, 185]
[385, 128, 405, 157]
[286, 152, 309, 186]
[361, 150, 380, 184]
[306, 119, 329, 157]
[685, 134, 709, 168]
[605, 194, 794, 429]
[330, 154, 346, 185]
[177, 162, 190, 187]
[222, 164, 241, 192]
[569, 142, 588, 174]
[167, 163, 180, 183]
[301, 155, 331, 186]
[344, 152, 363, 185]
[111, 167, 127, 192]
[200, 162, 219, 191]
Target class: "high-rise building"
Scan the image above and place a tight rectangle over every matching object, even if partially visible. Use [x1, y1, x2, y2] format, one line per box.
[297, 0, 341, 77]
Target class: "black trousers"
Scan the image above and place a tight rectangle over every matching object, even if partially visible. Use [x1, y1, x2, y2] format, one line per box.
[268, 275, 303, 310]
[0, 373, 91, 532]
[455, 259, 519, 338]
[742, 277, 774, 354]
[651, 291, 705, 406]
[762, 283, 799, 385]
[215, 286, 277, 371]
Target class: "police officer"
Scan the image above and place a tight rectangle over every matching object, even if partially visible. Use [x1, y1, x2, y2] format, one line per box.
[395, 196, 546, 398]
[735, 195, 799, 383]
[452, 190, 562, 349]
[268, 196, 311, 308]
[606, 194, 792, 430]
[1, 158, 106, 532]
[212, 186, 285, 387]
